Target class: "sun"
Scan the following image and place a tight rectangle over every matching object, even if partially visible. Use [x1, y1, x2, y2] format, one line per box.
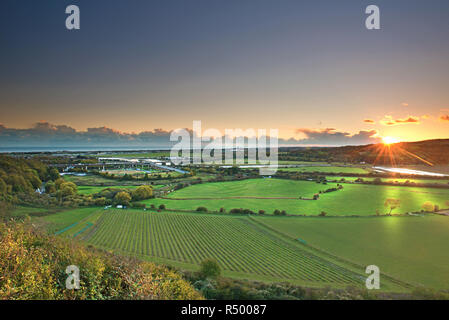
[382, 136, 401, 145]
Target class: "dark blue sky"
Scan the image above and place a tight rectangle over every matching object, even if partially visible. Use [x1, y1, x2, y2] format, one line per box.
[1, 0, 449, 142]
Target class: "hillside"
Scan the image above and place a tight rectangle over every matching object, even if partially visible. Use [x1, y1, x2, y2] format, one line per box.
[281, 139, 449, 165]
[0, 221, 202, 300]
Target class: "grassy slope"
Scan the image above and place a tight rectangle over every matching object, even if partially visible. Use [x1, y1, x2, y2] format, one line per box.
[255, 215, 449, 289]
[142, 179, 449, 216]
[39, 208, 408, 290]
[40, 207, 100, 233]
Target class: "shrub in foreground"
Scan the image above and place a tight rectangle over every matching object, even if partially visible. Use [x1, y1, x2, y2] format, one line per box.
[199, 258, 221, 279]
[0, 221, 202, 300]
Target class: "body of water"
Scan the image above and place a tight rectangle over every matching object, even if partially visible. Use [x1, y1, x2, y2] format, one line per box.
[373, 166, 449, 177]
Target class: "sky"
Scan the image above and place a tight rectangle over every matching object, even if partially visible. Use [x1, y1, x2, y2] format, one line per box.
[1, 0, 449, 146]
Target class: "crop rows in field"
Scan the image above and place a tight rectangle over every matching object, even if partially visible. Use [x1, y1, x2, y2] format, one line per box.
[85, 210, 365, 285]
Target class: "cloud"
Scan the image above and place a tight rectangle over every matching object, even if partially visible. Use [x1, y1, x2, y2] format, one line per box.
[380, 115, 420, 126]
[363, 119, 375, 124]
[439, 115, 449, 122]
[401, 102, 409, 107]
[291, 128, 381, 146]
[0, 122, 174, 148]
[0, 122, 386, 148]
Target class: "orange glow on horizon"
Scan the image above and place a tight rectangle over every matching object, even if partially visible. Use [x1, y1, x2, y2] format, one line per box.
[382, 136, 401, 145]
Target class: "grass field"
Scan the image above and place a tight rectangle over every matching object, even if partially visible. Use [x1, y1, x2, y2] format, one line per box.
[329, 176, 449, 185]
[42, 208, 409, 289]
[278, 166, 370, 174]
[38, 206, 449, 290]
[142, 179, 449, 216]
[64, 172, 213, 187]
[10, 206, 51, 217]
[39, 207, 100, 233]
[92, 151, 171, 158]
[104, 169, 168, 177]
[254, 215, 449, 289]
[77, 185, 139, 195]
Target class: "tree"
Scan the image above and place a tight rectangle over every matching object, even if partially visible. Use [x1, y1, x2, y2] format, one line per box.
[54, 178, 66, 190]
[60, 182, 77, 194]
[131, 185, 153, 201]
[422, 201, 435, 212]
[94, 197, 107, 206]
[199, 258, 221, 279]
[45, 181, 56, 194]
[48, 168, 60, 181]
[384, 198, 401, 215]
[114, 191, 132, 206]
[0, 178, 6, 195]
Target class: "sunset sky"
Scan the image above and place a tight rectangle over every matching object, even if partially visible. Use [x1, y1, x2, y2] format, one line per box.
[1, 0, 449, 145]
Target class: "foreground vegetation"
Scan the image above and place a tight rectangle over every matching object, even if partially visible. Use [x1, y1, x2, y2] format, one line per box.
[0, 221, 202, 300]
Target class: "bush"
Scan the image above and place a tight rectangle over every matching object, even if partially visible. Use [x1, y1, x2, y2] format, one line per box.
[131, 185, 153, 201]
[273, 209, 281, 216]
[319, 211, 327, 217]
[131, 202, 146, 209]
[258, 210, 265, 215]
[196, 206, 208, 212]
[114, 191, 132, 206]
[0, 222, 202, 300]
[199, 258, 221, 279]
[158, 204, 166, 210]
[94, 197, 106, 206]
[422, 201, 435, 212]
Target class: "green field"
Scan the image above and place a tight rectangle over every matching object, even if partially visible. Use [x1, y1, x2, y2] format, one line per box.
[278, 166, 370, 174]
[142, 179, 449, 216]
[10, 206, 51, 217]
[39, 207, 100, 233]
[39, 205, 449, 290]
[104, 169, 174, 177]
[42, 208, 409, 289]
[254, 215, 449, 289]
[77, 185, 139, 195]
[329, 176, 449, 185]
[92, 151, 171, 158]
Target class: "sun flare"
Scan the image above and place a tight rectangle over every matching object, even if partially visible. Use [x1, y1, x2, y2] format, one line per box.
[382, 136, 401, 145]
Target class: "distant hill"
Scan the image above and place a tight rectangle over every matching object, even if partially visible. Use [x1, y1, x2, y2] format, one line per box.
[281, 139, 449, 166]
